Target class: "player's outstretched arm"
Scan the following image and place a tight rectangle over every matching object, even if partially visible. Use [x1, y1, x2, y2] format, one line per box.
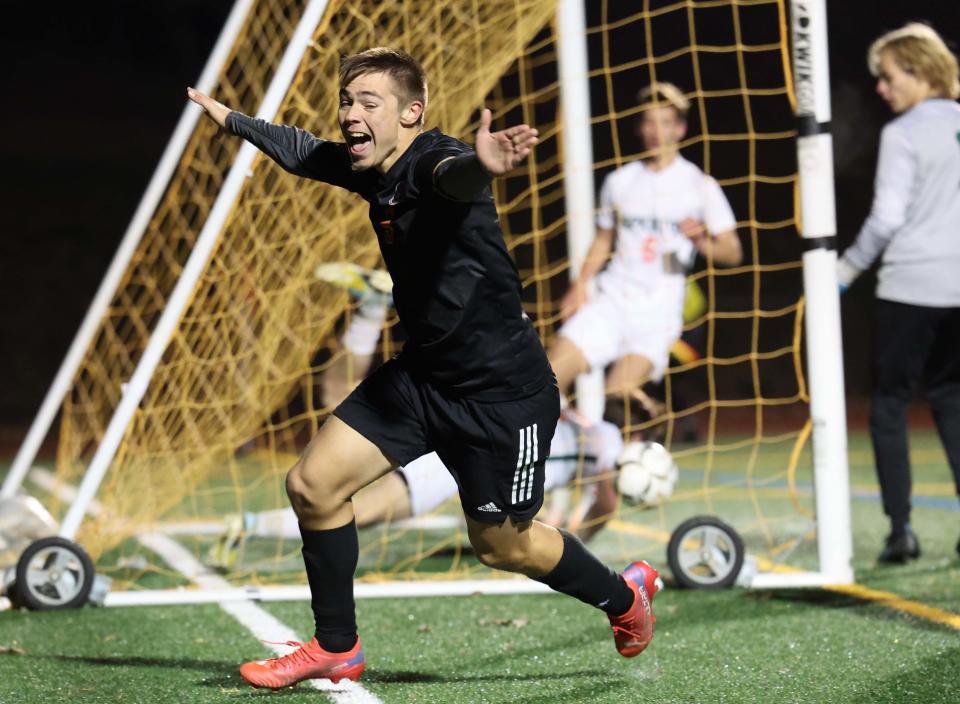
[187, 88, 343, 183]
[187, 87, 231, 129]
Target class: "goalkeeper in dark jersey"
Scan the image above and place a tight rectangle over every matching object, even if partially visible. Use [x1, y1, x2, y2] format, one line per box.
[188, 47, 660, 689]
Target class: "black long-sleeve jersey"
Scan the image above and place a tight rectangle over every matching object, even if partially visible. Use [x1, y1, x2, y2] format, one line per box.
[227, 113, 552, 400]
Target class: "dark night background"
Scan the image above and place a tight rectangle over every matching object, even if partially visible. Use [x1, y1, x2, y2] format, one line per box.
[1, 1, 959, 427]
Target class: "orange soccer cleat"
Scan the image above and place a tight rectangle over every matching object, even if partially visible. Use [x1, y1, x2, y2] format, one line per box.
[608, 560, 663, 657]
[239, 636, 365, 689]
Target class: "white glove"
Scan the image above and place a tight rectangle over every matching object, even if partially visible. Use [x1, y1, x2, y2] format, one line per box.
[836, 257, 860, 292]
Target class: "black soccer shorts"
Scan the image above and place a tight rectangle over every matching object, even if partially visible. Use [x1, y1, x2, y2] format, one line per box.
[333, 356, 560, 523]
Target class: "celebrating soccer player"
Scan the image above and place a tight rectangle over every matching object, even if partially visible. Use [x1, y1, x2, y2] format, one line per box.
[189, 47, 661, 689]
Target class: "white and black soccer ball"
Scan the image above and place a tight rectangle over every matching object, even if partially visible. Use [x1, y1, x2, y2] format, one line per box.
[616, 441, 679, 506]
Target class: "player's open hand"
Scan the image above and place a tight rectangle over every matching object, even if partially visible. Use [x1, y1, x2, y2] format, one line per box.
[187, 87, 231, 129]
[679, 217, 706, 243]
[679, 217, 710, 255]
[475, 108, 539, 176]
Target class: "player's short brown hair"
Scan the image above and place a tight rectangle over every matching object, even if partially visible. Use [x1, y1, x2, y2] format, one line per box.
[340, 47, 429, 124]
[868, 23, 960, 100]
[637, 82, 690, 119]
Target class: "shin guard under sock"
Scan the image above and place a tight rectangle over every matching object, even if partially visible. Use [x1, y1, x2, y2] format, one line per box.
[300, 520, 359, 652]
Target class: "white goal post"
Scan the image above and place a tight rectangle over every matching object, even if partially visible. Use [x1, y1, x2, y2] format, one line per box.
[747, 0, 853, 588]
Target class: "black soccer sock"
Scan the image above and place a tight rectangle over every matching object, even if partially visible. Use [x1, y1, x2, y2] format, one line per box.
[533, 529, 634, 615]
[300, 520, 359, 652]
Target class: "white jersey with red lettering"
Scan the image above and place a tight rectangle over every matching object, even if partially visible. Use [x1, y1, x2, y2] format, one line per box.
[596, 155, 735, 299]
[560, 155, 736, 379]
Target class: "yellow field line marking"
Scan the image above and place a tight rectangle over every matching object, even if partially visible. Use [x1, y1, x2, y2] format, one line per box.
[846, 448, 950, 463]
[608, 519, 671, 542]
[824, 583, 960, 630]
[608, 519, 960, 631]
[850, 482, 957, 496]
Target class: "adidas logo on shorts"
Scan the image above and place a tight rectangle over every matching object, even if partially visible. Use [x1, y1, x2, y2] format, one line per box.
[477, 502, 500, 513]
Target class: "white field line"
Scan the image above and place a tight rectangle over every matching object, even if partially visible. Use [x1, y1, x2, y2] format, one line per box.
[29, 466, 102, 516]
[104, 579, 553, 606]
[157, 513, 462, 536]
[137, 532, 381, 703]
[25, 467, 382, 703]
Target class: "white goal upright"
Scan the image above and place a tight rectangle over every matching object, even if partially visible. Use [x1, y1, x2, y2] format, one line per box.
[749, 0, 852, 588]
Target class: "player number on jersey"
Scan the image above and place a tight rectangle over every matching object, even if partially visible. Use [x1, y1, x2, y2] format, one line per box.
[641, 236, 657, 263]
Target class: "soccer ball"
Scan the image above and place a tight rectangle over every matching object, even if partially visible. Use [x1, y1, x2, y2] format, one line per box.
[616, 441, 679, 506]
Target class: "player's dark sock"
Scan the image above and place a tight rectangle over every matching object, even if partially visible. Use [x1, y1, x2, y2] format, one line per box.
[300, 520, 359, 652]
[534, 529, 634, 615]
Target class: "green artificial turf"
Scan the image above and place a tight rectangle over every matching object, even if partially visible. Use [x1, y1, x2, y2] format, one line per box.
[2, 588, 958, 704]
[2, 428, 958, 703]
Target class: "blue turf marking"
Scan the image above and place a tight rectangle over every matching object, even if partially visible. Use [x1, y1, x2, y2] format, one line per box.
[851, 489, 959, 512]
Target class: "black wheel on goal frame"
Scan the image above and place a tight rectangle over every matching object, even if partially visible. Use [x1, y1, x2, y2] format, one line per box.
[11, 536, 95, 610]
[666, 515, 745, 589]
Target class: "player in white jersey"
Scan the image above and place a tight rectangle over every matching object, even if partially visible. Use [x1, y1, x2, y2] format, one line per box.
[208, 412, 625, 568]
[836, 23, 960, 564]
[549, 83, 742, 423]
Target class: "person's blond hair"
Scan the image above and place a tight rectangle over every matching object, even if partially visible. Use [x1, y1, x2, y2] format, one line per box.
[868, 23, 959, 100]
[637, 82, 690, 119]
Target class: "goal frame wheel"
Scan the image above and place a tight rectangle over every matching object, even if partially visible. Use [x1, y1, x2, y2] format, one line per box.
[12, 537, 95, 610]
[666, 515, 745, 589]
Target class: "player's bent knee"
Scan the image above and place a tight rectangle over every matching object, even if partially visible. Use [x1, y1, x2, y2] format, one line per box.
[473, 543, 531, 573]
[285, 461, 347, 521]
[468, 527, 537, 575]
[284, 464, 315, 518]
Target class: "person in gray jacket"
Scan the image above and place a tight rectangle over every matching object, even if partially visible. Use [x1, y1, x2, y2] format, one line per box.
[837, 23, 960, 563]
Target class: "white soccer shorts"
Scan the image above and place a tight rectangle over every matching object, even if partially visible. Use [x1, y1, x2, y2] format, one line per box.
[397, 453, 458, 517]
[558, 288, 682, 382]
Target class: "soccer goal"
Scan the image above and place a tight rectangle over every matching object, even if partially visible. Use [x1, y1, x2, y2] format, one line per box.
[3, 0, 851, 607]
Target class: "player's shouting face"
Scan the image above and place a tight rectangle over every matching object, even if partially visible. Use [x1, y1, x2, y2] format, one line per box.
[338, 71, 424, 173]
